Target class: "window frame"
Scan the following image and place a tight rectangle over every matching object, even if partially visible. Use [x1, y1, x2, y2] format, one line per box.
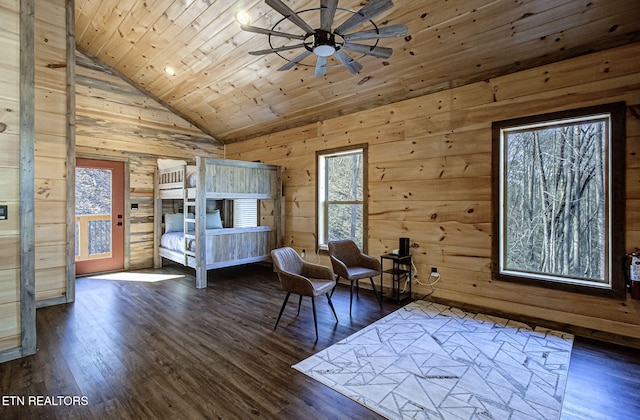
[491, 102, 626, 298]
[316, 144, 369, 253]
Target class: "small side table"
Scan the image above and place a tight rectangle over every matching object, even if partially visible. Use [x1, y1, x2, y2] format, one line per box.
[380, 254, 412, 303]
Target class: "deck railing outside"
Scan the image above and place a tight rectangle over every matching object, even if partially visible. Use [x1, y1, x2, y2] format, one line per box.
[75, 214, 112, 261]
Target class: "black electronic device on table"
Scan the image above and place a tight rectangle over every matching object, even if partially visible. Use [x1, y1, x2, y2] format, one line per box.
[390, 238, 410, 256]
[399, 237, 410, 257]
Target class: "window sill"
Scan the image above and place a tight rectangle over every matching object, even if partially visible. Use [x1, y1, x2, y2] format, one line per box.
[493, 271, 626, 299]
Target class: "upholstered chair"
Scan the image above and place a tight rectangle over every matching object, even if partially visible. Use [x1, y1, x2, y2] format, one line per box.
[327, 240, 383, 316]
[271, 247, 338, 340]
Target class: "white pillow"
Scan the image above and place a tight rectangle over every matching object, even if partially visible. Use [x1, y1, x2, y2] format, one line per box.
[164, 213, 184, 232]
[157, 159, 187, 169]
[206, 209, 223, 229]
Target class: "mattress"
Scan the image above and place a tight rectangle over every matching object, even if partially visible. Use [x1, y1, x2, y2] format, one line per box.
[160, 229, 223, 253]
[160, 231, 189, 253]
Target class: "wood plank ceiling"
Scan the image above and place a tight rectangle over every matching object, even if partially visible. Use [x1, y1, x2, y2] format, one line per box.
[75, 0, 640, 144]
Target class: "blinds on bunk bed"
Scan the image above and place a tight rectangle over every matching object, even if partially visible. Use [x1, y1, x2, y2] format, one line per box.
[233, 199, 258, 228]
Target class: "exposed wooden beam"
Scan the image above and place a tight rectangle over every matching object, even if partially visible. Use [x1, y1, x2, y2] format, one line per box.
[20, 0, 36, 358]
[66, 0, 76, 304]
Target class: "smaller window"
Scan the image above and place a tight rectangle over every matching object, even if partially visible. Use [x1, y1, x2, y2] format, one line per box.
[316, 145, 368, 251]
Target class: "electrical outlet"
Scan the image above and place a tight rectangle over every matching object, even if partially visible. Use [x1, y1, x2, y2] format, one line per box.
[301, 249, 306, 259]
[431, 267, 440, 277]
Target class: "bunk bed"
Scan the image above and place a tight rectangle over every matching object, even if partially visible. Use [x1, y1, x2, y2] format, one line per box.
[154, 157, 282, 288]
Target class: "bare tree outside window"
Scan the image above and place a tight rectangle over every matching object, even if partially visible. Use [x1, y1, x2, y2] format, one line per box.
[504, 121, 606, 282]
[317, 145, 368, 252]
[492, 103, 626, 296]
[327, 152, 364, 248]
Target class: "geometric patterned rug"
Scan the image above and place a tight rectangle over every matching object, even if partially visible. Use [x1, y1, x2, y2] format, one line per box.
[293, 300, 574, 419]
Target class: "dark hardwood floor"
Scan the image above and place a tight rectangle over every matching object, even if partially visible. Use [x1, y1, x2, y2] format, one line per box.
[561, 338, 640, 420]
[1, 263, 639, 419]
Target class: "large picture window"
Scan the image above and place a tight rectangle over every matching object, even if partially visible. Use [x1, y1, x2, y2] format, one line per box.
[492, 103, 626, 296]
[317, 145, 368, 251]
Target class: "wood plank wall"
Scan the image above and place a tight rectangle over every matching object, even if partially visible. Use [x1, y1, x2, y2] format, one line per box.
[0, 0, 22, 352]
[75, 52, 223, 270]
[34, 0, 68, 303]
[226, 42, 640, 343]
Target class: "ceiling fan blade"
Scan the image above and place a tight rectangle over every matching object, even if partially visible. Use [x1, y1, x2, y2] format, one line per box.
[266, 0, 314, 34]
[240, 24, 306, 40]
[342, 24, 408, 42]
[334, 50, 363, 74]
[278, 50, 313, 71]
[342, 43, 393, 59]
[334, 0, 394, 35]
[249, 43, 306, 55]
[314, 55, 327, 77]
[320, 0, 339, 32]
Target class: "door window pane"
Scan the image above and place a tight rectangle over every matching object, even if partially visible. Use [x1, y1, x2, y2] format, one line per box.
[75, 168, 113, 260]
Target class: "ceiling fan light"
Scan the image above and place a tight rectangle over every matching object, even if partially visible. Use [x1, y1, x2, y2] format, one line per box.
[313, 44, 335, 57]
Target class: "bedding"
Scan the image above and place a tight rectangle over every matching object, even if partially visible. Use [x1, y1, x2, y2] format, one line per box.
[160, 231, 188, 253]
[161, 210, 223, 252]
[164, 212, 196, 232]
[164, 213, 185, 232]
[206, 209, 223, 229]
[160, 229, 226, 253]
[164, 211, 222, 234]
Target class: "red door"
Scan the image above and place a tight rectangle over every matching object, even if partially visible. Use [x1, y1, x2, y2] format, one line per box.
[75, 158, 125, 275]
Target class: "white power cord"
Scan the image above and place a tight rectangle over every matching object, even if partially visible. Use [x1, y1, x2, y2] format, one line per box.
[400, 259, 442, 297]
[399, 258, 443, 294]
[409, 259, 442, 297]
[400, 263, 412, 294]
[416, 271, 442, 287]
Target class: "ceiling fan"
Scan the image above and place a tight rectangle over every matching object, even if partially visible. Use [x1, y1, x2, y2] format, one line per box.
[239, 0, 408, 76]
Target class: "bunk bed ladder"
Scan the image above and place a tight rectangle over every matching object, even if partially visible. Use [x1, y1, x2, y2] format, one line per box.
[183, 190, 197, 265]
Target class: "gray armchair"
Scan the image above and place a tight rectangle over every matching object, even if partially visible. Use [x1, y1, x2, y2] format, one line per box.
[327, 240, 383, 316]
[271, 247, 338, 340]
